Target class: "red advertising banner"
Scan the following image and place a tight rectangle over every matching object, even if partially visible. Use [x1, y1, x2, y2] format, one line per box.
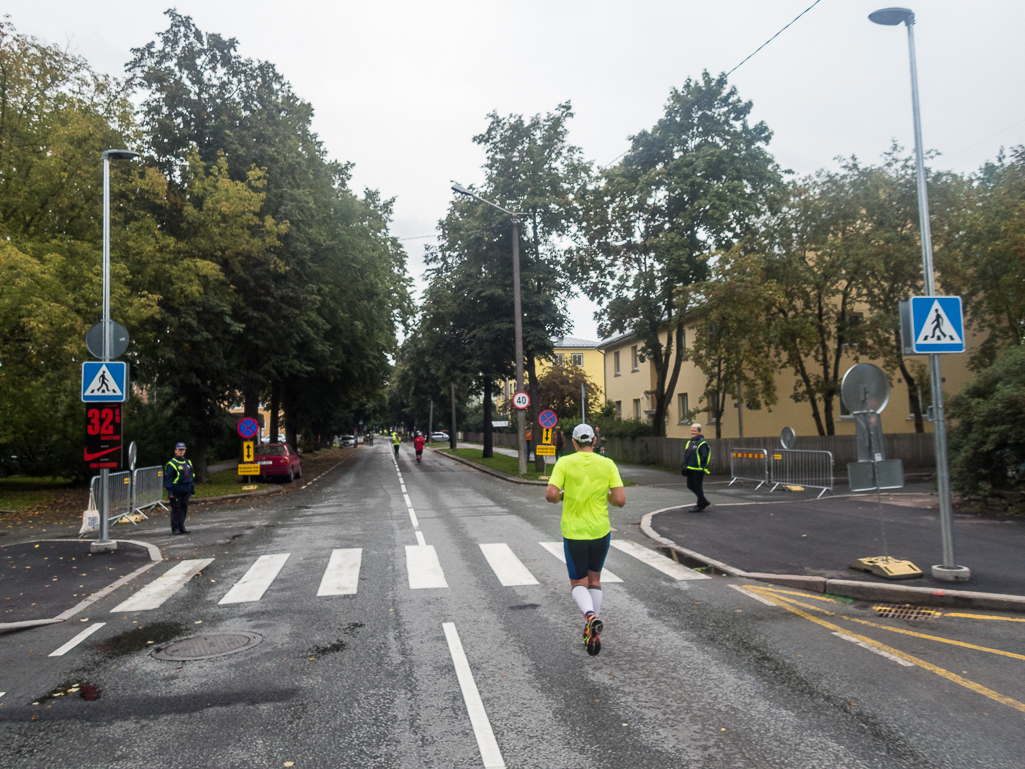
[85, 403, 123, 471]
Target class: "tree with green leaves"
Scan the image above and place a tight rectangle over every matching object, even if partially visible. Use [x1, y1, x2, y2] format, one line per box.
[534, 363, 603, 424]
[571, 72, 784, 436]
[687, 249, 779, 438]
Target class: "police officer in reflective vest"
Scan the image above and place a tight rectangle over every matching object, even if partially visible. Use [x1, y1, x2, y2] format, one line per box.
[165, 442, 195, 534]
[682, 423, 711, 512]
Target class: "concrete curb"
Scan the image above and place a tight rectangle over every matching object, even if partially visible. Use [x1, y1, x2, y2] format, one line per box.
[641, 507, 1025, 613]
[190, 485, 285, 504]
[0, 538, 164, 634]
[431, 448, 547, 486]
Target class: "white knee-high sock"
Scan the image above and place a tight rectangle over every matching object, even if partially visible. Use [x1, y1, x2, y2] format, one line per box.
[571, 585, 594, 615]
[589, 588, 603, 617]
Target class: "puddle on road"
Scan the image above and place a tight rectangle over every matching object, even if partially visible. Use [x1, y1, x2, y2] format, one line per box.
[306, 622, 364, 657]
[508, 603, 540, 611]
[93, 621, 185, 659]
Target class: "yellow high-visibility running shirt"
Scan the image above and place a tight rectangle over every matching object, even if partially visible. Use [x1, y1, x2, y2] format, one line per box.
[549, 451, 624, 540]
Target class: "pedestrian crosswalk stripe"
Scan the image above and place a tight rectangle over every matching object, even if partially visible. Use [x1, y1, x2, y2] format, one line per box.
[49, 622, 106, 657]
[479, 543, 540, 586]
[406, 545, 449, 589]
[538, 542, 623, 583]
[219, 553, 290, 604]
[610, 540, 711, 580]
[111, 558, 214, 612]
[317, 548, 363, 596]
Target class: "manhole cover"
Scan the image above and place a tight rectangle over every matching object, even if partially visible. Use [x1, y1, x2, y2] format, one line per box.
[872, 604, 940, 621]
[153, 632, 263, 661]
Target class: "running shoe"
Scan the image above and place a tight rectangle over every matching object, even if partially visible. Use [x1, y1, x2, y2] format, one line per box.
[583, 612, 603, 656]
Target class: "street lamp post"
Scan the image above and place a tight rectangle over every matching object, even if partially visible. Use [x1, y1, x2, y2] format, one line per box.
[869, 8, 969, 581]
[451, 183, 528, 475]
[93, 149, 140, 553]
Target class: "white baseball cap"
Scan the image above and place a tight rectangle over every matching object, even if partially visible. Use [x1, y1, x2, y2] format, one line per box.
[572, 423, 595, 443]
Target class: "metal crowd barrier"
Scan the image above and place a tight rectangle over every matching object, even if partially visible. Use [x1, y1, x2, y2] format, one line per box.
[769, 449, 834, 498]
[90, 471, 134, 524]
[729, 449, 769, 490]
[132, 465, 167, 518]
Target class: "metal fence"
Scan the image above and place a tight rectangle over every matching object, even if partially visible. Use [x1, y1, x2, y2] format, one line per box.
[729, 449, 769, 489]
[132, 466, 167, 517]
[90, 471, 134, 524]
[769, 449, 834, 498]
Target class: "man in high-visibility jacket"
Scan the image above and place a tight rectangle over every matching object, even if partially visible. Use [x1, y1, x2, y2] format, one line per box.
[682, 423, 711, 512]
[165, 442, 195, 534]
[392, 431, 401, 458]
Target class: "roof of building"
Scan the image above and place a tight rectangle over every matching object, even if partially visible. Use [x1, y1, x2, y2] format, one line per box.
[552, 335, 602, 349]
[596, 330, 637, 349]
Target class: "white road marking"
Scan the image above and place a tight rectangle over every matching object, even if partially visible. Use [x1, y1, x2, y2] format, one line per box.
[415, 530, 427, 546]
[832, 632, 916, 666]
[538, 542, 623, 582]
[403, 493, 413, 508]
[316, 548, 363, 596]
[442, 622, 506, 769]
[407, 507, 420, 528]
[405, 545, 448, 589]
[400, 484, 407, 493]
[49, 623, 107, 657]
[479, 543, 539, 586]
[728, 584, 778, 606]
[610, 540, 711, 580]
[111, 558, 214, 612]
[219, 553, 290, 604]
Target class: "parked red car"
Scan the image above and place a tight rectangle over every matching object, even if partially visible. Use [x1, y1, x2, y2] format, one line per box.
[254, 443, 302, 483]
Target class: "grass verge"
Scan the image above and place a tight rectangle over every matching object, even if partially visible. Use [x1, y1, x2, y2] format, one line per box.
[440, 448, 551, 481]
[0, 476, 75, 511]
[192, 468, 269, 498]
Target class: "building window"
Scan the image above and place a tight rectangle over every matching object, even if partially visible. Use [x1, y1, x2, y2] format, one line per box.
[615, 400, 622, 418]
[554, 353, 565, 366]
[614, 351, 621, 376]
[633, 399, 641, 419]
[706, 392, 719, 424]
[631, 345, 639, 372]
[677, 393, 689, 423]
[571, 353, 583, 367]
[839, 396, 854, 421]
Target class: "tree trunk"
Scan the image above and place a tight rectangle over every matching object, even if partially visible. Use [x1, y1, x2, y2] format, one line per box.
[528, 358, 544, 471]
[482, 376, 493, 459]
[895, 330, 925, 432]
[283, 381, 298, 449]
[269, 383, 280, 443]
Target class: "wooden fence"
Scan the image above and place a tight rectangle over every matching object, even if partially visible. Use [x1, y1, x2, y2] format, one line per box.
[462, 431, 936, 472]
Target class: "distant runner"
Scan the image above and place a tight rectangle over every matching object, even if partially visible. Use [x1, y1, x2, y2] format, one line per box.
[413, 432, 425, 463]
[545, 423, 626, 656]
[392, 431, 401, 458]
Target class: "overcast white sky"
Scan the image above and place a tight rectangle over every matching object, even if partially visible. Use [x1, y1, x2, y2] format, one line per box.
[8, 1, 1024, 340]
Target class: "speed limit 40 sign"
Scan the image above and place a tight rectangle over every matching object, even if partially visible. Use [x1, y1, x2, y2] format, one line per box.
[512, 391, 530, 410]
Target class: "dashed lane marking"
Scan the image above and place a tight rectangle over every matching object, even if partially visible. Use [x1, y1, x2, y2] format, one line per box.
[443, 622, 506, 769]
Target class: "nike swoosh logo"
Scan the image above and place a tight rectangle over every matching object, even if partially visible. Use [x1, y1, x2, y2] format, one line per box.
[84, 447, 120, 461]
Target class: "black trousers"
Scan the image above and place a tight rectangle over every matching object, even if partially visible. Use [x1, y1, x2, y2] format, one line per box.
[169, 494, 190, 532]
[686, 472, 709, 508]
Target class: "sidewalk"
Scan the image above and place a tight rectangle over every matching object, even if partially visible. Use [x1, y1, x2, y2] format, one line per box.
[1, 539, 161, 631]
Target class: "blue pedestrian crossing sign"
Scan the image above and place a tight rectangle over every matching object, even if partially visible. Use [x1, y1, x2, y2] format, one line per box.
[910, 296, 964, 353]
[82, 362, 128, 402]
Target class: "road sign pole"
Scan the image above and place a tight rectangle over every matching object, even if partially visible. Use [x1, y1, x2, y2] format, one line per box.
[94, 155, 114, 552]
[511, 217, 526, 477]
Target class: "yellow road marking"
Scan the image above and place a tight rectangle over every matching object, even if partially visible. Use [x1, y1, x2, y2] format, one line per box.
[944, 612, 1025, 623]
[751, 590, 1025, 714]
[745, 586, 841, 604]
[840, 615, 1025, 662]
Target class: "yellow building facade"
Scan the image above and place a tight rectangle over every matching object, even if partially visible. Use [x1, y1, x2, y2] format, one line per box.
[598, 326, 979, 440]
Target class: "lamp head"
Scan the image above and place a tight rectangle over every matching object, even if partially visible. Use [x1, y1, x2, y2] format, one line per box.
[450, 181, 472, 196]
[102, 149, 141, 161]
[869, 7, 914, 26]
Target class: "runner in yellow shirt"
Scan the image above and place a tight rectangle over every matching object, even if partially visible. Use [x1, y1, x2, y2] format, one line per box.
[545, 423, 626, 656]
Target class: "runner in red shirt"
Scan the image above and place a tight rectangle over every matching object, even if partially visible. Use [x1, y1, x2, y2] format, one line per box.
[413, 432, 426, 463]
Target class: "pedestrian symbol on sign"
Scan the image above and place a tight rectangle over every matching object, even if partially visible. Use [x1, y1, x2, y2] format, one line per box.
[82, 362, 128, 402]
[915, 301, 962, 346]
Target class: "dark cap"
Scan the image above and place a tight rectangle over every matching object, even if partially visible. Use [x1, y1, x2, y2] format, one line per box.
[175, 442, 187, 450]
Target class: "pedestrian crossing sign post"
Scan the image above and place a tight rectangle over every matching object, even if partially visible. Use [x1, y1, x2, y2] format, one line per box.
[900, 296, 965, 354]
[82, 362, 128, 402]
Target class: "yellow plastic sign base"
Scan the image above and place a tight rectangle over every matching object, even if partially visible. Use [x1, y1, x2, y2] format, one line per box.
[237, 463, 261, 475]
[849, 556, 923, 580]
[241, 484, 258, 491]
[536, 446, 556, 456]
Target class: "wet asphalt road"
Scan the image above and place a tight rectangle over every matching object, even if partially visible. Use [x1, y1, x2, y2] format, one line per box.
[1, 445, 1022, 768]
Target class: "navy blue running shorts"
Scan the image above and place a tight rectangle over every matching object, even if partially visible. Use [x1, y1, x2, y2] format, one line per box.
[563, 533, 611, 580]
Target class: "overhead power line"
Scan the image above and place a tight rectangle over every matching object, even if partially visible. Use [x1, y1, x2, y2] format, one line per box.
[599, 0, 825, 170]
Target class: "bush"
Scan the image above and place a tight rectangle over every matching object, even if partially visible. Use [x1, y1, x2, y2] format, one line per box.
[947, 345, 1025, 495]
